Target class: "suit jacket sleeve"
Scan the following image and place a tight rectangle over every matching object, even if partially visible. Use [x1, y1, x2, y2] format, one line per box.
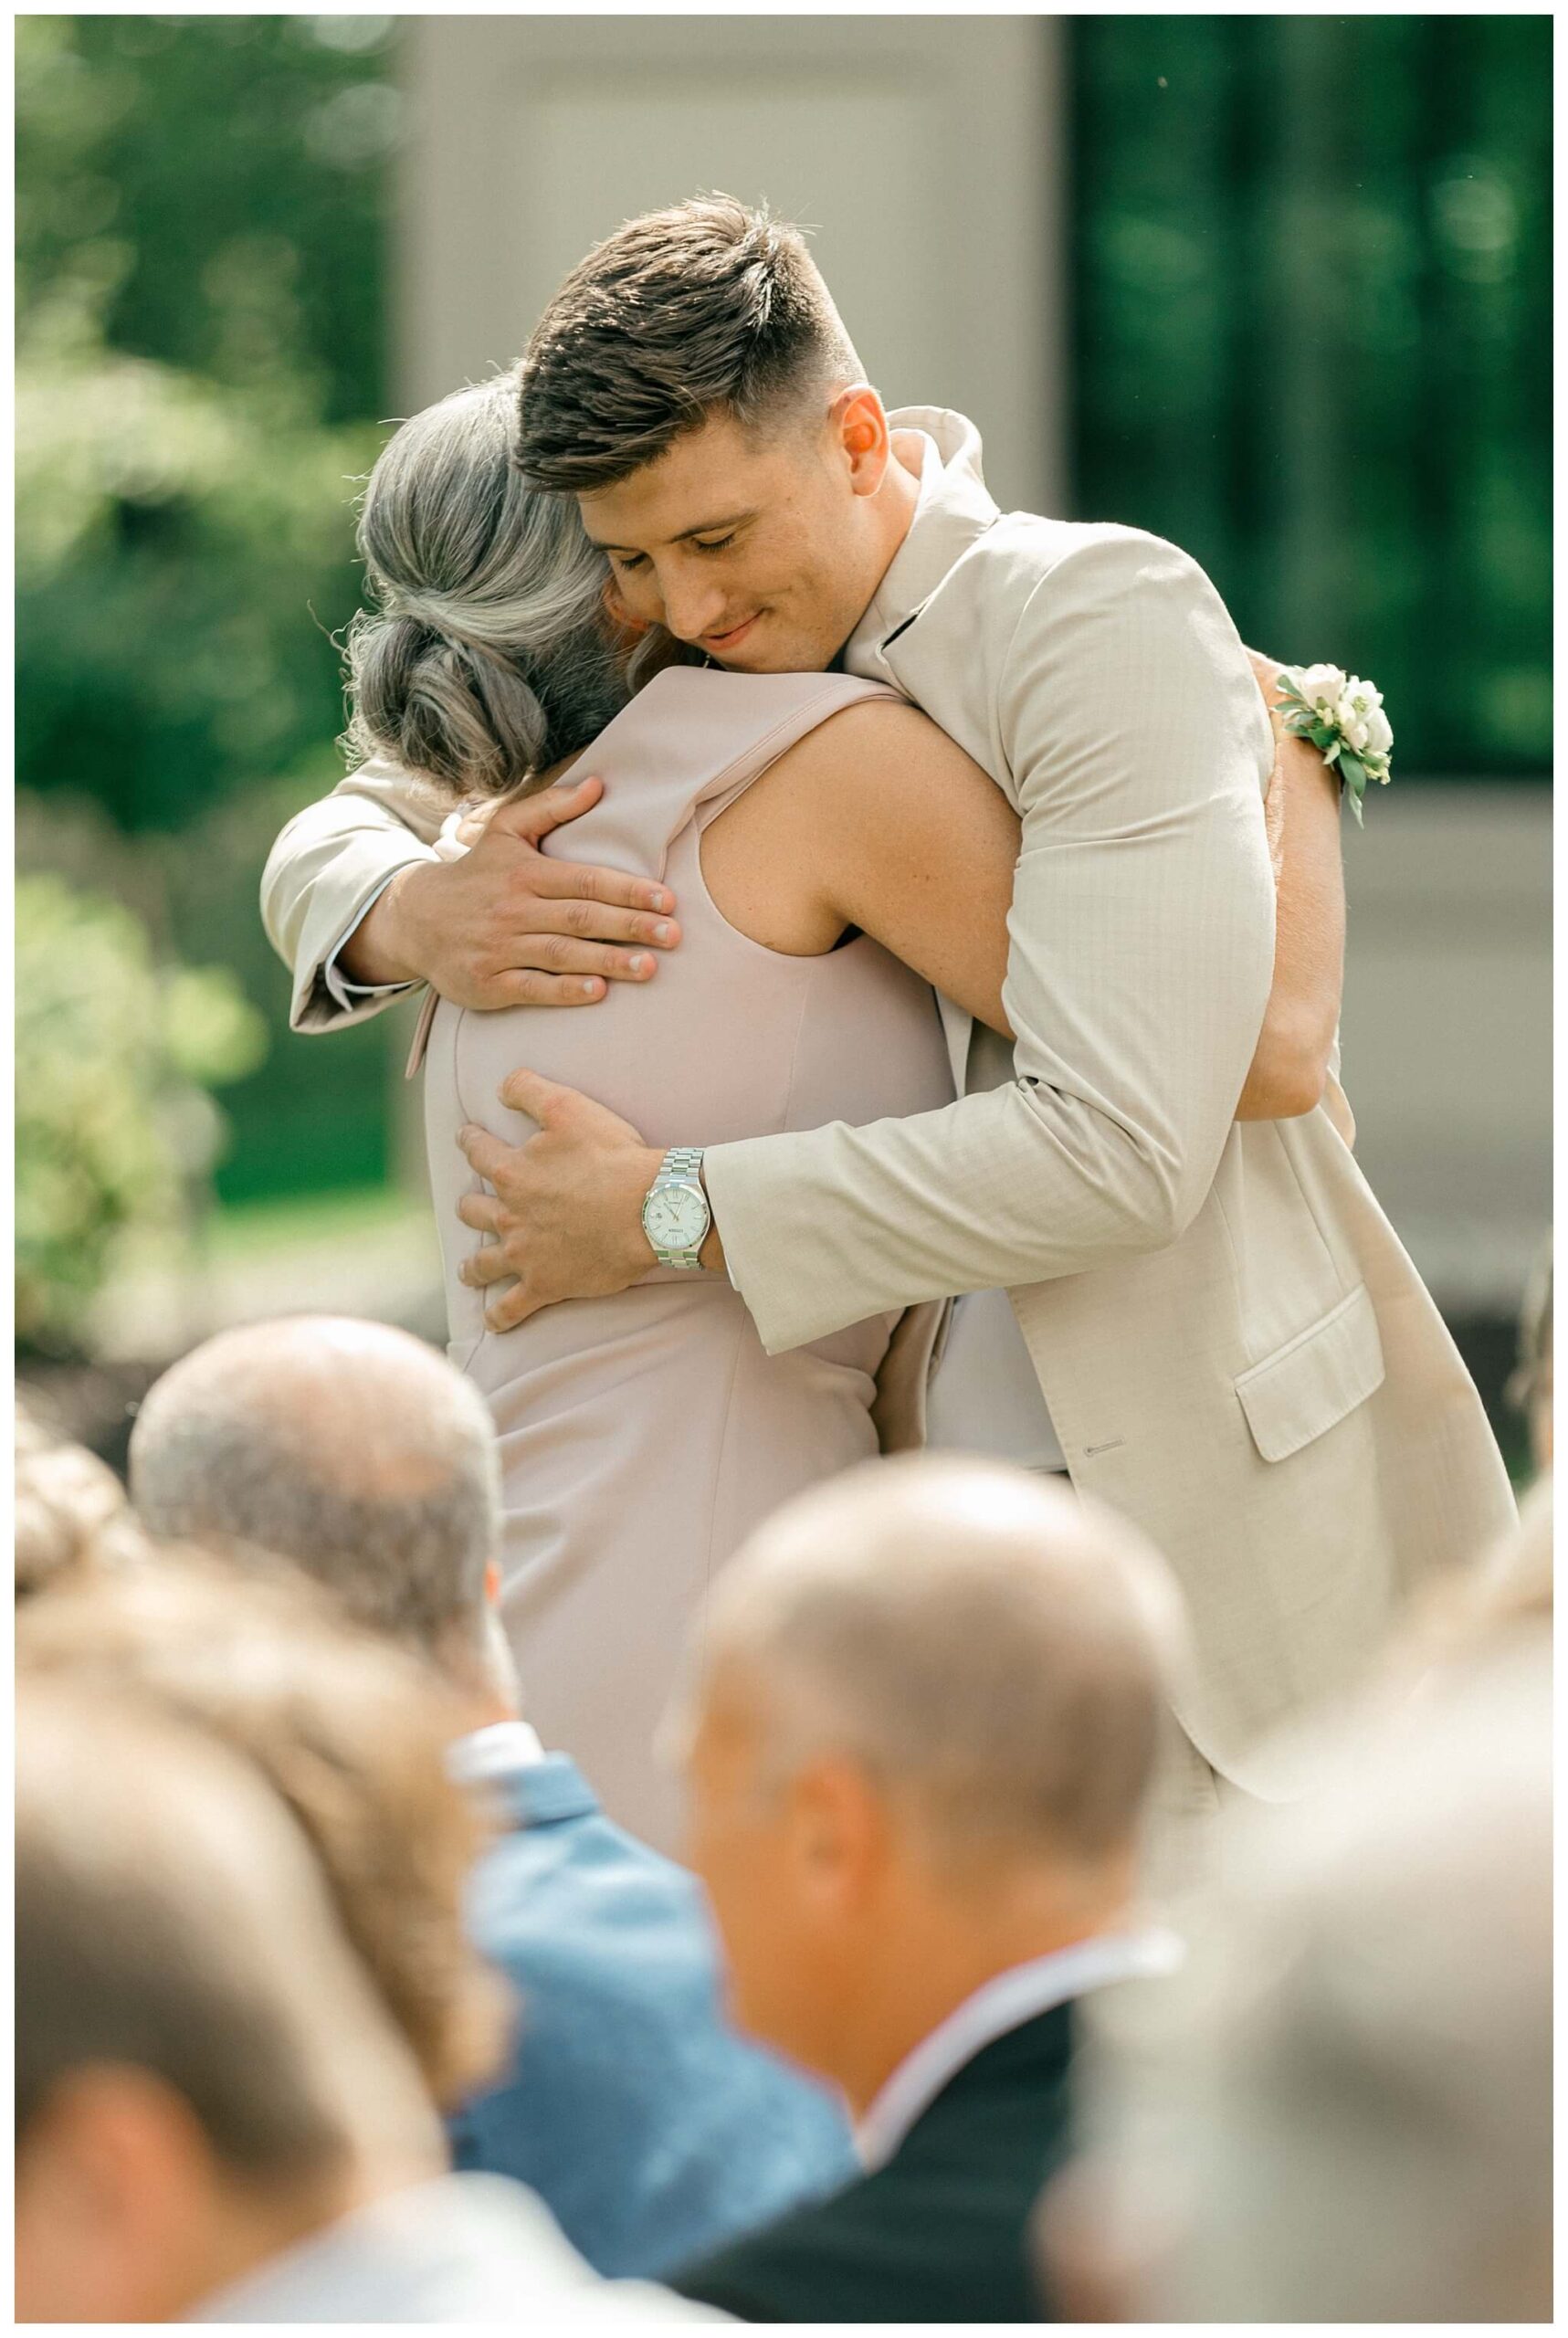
[259, 754, 448, 1033]
[701, 531, 1277, 1355]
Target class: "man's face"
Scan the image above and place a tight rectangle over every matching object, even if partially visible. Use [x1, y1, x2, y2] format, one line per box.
[579, 408, 886, 675]
[682, 1672, 847, 2077]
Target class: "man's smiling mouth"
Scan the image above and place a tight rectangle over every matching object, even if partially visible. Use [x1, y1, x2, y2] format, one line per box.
[700, 615, 761, 655]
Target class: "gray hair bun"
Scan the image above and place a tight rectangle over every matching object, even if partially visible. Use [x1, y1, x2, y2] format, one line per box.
[344, 374, 629, 798]
[347, 609, 552, 799]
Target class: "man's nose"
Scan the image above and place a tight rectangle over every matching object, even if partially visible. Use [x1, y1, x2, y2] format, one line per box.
[657, 565, 730, 645]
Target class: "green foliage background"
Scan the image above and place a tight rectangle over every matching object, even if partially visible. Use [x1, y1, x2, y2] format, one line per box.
[16, 873, 268, 1352]
[16, 14, 404, 1209]
[1073, 15, 1552, 776]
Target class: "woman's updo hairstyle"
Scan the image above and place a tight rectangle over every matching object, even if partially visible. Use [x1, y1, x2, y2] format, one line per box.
[345, 374, 633, 799]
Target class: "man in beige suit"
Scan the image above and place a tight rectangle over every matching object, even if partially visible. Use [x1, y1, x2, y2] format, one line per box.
[262, 199, 1512, 1824]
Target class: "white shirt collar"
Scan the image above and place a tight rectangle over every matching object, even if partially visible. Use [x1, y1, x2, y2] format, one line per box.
[446, 1718, 546, 1785]
[854, 1927, 1184, 2172]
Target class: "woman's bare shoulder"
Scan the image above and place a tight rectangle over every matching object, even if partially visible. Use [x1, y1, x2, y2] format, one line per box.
[763, 692, 986, 801]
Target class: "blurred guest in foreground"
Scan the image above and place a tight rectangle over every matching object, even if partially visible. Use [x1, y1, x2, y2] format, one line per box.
[15, 1391, 148, 1599]
[666, 1455, 1184, 2323]
[1043, 1626, 1552, 2324]
[1392, 1469, 1552, 1691]
[129, 1313, 855, 2276]
[16, 1680, 710, 2324]
[17, 1548, 505, 2114]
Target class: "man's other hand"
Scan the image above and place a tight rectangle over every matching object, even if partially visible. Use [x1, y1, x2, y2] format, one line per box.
[339, 775, 682, 1008]
[454, 1071, 666, 1332]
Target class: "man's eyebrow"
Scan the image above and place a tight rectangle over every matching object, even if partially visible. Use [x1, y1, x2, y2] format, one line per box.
[585, 509, 757, 553]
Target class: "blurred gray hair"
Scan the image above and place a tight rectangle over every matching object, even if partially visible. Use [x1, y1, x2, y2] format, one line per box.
[16, 1395, 150, 1601]
[344, 373, 633, 798]
[17, 1677, 435, 2178]
[1076, 1635, 1552, 2324]
[129, 1317, 500, 1663]
[674, 1454, 1186, 1873]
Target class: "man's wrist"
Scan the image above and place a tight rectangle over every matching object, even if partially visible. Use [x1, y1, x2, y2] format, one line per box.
[340, 863, 427, 987]
[697, 1161, 726, 1275]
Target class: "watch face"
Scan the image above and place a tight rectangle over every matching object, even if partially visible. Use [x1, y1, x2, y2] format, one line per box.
[644, 1184, 708, 1253]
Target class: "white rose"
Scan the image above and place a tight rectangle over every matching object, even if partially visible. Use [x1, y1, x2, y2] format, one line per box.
[1336, 699, 1373, 754]
[1294, 662, 1346, 716]
[1339, 674, 1384, 719]
[1363, 704, 1393, 756]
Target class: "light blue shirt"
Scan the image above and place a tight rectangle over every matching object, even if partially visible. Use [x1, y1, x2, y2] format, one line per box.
[447, 1737, 857, 2280]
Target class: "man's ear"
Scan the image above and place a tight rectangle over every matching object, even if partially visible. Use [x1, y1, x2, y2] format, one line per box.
[786, 1754, 889, 1911]
[17, 2069, 217, 2322]
[828, 384, 893, 498]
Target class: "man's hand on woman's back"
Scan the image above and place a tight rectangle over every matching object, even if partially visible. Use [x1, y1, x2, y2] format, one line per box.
[338, 774, 683, 1010]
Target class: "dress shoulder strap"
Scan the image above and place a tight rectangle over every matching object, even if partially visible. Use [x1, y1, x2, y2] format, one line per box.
[544, 669, 900, 879]
[403, 669, 898, 1080]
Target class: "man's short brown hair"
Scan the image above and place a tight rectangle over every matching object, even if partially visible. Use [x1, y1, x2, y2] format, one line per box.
[518, 194, 861, 493]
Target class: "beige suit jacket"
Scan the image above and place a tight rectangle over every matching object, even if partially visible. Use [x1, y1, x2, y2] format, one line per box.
[260, 408, 1514, 1796]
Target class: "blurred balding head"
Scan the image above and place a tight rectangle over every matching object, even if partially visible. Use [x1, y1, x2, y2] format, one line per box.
[671, 1456, 1184, 2102]
[129, 1316, 500, 1668]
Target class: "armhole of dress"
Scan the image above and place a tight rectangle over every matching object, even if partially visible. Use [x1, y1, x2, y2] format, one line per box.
[688, 678, 899, 841]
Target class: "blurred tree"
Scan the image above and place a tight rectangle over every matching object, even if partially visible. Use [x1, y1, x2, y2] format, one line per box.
[1072, 16, 1551, 778]
[16, 13, 400, 832]
[16, 873, 268, 1355]
[16, 15, 407, 1203]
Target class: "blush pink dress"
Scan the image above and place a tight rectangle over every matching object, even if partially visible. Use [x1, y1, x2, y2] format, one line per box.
[421, 669, 955, 1852]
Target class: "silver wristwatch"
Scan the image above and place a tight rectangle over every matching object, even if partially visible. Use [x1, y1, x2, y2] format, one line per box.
[641, 1145, 710, 1269]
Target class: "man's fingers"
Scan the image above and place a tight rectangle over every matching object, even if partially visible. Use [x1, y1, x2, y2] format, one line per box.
[456, 1124, 516, 1184]
[456, 1191, 505, 1236]
[475, 940, 672, 1009]
[485, 1282, 544, 1335]
[530, 855, 674, 918]
[544, 898, 680, 950]
[457, 1243, 514, 1290]
[522, 930, 669, 976]
[491, 1069, 579, 1129]
[483, 971, 610, 1008]
[485, 774, 605, 842]
[484, 779, 676, 915]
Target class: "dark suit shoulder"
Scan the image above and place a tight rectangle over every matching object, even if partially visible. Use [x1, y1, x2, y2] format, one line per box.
[672, 2007, 1075, 2324]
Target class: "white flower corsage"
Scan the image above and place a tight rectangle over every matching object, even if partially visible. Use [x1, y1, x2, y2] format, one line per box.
[1273, 664, 1393, 827]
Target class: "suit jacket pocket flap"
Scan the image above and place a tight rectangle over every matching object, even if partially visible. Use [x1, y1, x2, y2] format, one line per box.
[1235, 1282, 1385, 1464]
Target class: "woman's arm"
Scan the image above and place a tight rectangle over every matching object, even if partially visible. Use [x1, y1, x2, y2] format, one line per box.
[1235, 648, 1347, 1119]
[699, 700, 1019, 1034]
[703, 687, 1347, 1120]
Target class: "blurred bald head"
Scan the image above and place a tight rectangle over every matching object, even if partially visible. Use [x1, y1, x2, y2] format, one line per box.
[129, 1316, 500, 1657]
[677, 1457, 1186, 2102]
[685, 1454, 1183, 1871]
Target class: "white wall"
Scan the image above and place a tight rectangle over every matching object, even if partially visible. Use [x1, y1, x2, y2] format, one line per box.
[397, 14, 1065, 514]
[1340, 786, 1551, 1314]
